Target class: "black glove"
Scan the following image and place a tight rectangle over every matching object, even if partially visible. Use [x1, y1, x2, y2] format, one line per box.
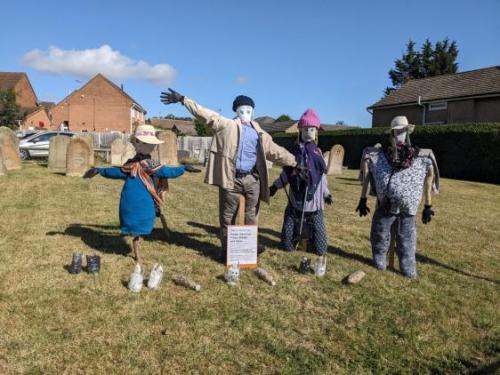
[325, 195, 333, 205]
[83, 168, 99, 179]
[296, 164, 308, 182]
[183, 164, 201, 173]
[160, 88, 184, 105]
[422, 204, 434, 224]
[355, 197, 370, 217]
[269, 184, 278, 197]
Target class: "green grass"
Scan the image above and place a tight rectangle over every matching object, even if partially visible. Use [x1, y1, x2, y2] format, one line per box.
[0, 162, 498, 374]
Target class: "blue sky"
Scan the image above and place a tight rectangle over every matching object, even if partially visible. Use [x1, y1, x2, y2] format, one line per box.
[1, 0, 499, 127]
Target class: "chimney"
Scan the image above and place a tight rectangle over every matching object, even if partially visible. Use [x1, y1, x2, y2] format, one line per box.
[121, 84, 124, 91]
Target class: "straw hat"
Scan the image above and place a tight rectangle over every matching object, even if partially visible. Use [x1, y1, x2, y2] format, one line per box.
[134, 124, 163, 144]
[386, 116, 415, 134]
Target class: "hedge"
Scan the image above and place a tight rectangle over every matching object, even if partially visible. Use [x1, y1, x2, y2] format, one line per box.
[272, 123, 500, 184]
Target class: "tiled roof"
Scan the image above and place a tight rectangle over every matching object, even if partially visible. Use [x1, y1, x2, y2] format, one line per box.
[368, 66, 500, 109]
[0, 72, 25, 90]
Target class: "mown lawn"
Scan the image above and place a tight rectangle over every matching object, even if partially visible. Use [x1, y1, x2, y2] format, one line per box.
[0, 162, 498, 374]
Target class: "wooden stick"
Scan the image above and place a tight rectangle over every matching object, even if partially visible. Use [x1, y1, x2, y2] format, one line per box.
[388, 222, 396, 270]
[237, 194, 245, 225]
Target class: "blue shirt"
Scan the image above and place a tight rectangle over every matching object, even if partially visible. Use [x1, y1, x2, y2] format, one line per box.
[235, 123, 258, 172]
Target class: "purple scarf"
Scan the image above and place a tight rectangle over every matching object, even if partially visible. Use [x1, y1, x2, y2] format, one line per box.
[285, 141, 326, 203]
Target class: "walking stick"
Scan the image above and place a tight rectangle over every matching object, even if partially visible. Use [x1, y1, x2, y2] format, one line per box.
[388, 222, 396, 270]
[295, 183, 309, 251]
[153, 177, 170, 238]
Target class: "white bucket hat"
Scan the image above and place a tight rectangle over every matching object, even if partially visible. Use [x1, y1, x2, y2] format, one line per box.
[134, 124, 164, 144]
[386, 116, 415, 134]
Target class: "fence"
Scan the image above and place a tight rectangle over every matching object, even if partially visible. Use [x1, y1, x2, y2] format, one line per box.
[177, 136, 212, 163]
[83, 132, 129, 149]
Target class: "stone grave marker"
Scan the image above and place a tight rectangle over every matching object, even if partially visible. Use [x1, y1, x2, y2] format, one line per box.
[48, 135, 71, 171]
[0, 126, 21, 170]
[66, 137, 91, 177]
[156, 130, 178, 165]
[326, 144, 345, 175]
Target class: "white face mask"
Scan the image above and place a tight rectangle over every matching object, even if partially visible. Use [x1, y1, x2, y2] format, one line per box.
[393, 129, 407, 145]
[134, 139, 156, 155]
[236, 105, 253, 124]
[300, 127, 317, 143]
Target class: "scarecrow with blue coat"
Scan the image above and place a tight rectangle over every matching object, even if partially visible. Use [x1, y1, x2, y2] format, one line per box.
[84, 124, 187, 263]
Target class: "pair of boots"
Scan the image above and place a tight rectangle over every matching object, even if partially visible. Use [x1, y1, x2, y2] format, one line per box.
[128, 263, 163, 292]
[69, 253, 100, 274]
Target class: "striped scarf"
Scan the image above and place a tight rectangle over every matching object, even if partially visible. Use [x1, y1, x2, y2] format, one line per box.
[121, 156, 164, 206]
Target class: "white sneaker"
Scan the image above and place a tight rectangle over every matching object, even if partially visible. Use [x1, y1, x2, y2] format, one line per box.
[147, 263, 164, 290]
[128, 263, 144, 292]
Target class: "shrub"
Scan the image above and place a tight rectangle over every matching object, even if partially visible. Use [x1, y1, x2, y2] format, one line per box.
[272, 123, 500, 184]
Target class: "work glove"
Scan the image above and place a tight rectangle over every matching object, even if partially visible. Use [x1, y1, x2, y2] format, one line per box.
[160, 88, 184, 105]
[422, 204, 434, 224]
[83, 168, 99, 179]
[269, 184, 278, 197]
[183, 164, 201, 173]
[296, 164, 308, 182]
[324, 195, 333, 205]
[355, 197, 370, 217]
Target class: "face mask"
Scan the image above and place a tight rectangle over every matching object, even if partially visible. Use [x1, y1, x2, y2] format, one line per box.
[236, 105, 253, 124]
[300, 127, 317, 143]
[393, 129, 407, 145]
[133, 139, 156, 155]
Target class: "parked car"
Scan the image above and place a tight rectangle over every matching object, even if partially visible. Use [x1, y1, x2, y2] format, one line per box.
[19, 131, 75, 160]
[16, 130, 38, 140]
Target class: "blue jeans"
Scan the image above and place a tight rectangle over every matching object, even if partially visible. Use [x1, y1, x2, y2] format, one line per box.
[370, 207, 417, 278]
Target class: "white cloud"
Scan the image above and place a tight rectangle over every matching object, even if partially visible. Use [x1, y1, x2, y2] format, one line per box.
[236, 76, 249, 85]
[22, 45, 176, 85]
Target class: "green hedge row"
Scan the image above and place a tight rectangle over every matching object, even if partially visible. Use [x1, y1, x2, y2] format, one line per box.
[272, 123, 500, 184]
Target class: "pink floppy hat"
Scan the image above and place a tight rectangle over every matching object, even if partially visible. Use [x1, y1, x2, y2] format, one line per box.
[298, 108, 321, 129]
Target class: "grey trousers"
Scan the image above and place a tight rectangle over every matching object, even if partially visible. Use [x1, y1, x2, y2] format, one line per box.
[219, 173, 260, 257]
[370, 207, 417, 278]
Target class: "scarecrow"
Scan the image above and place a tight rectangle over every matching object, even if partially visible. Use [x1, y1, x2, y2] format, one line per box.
[83, 124, 187, 263]
[160, 88, 298, 262]
[269, 109, 333, 255]
[356, 116, 439, 278]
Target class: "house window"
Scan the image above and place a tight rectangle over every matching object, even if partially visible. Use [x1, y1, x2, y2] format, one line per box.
[428, 102, 447, 111]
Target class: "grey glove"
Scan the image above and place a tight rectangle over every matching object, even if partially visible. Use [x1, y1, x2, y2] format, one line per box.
[160, 88, 184, 105]
[83, 168, 99, 179]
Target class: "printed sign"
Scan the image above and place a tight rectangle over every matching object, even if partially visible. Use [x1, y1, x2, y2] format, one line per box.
[227, 225, 258, 268]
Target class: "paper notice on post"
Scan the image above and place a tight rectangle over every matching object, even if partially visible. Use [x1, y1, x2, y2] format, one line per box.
[227, 225, 258, 268]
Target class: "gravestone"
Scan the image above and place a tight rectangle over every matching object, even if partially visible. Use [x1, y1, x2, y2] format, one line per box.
[48, 135, 71, 171]
[326, 144, 344, 175]
[0, 126, 22, 170]
[66, 137, 91, 177]
[177, 150, 190, 160]
[79, 133, 94, 166]
[0, 151, 6, 176]
[156, 130, 178, 165]
[111, 138, 136, 166]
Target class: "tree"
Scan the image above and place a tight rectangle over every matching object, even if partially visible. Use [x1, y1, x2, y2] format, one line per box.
[194, 119, 214, 136]
[385, 38, 459, 95]
[0, 89, 21, 129]
[275, 114, 292, 122]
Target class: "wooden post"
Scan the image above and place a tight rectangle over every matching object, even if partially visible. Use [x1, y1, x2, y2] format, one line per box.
[236, 194, 245, 225]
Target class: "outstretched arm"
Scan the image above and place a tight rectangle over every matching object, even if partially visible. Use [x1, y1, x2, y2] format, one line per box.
[153, 165, 185, 179]
[424, 167, 434, 206]
[160, 88, 233, 132]
[97, 167, 128, 180]
[261, 132, 297, 167]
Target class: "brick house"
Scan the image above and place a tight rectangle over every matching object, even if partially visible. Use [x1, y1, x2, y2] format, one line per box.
[0, 72, 38, 114]
[50, 73, 146, 133]
[367, 66, 500, 127]
[23, 107, 51, 129]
